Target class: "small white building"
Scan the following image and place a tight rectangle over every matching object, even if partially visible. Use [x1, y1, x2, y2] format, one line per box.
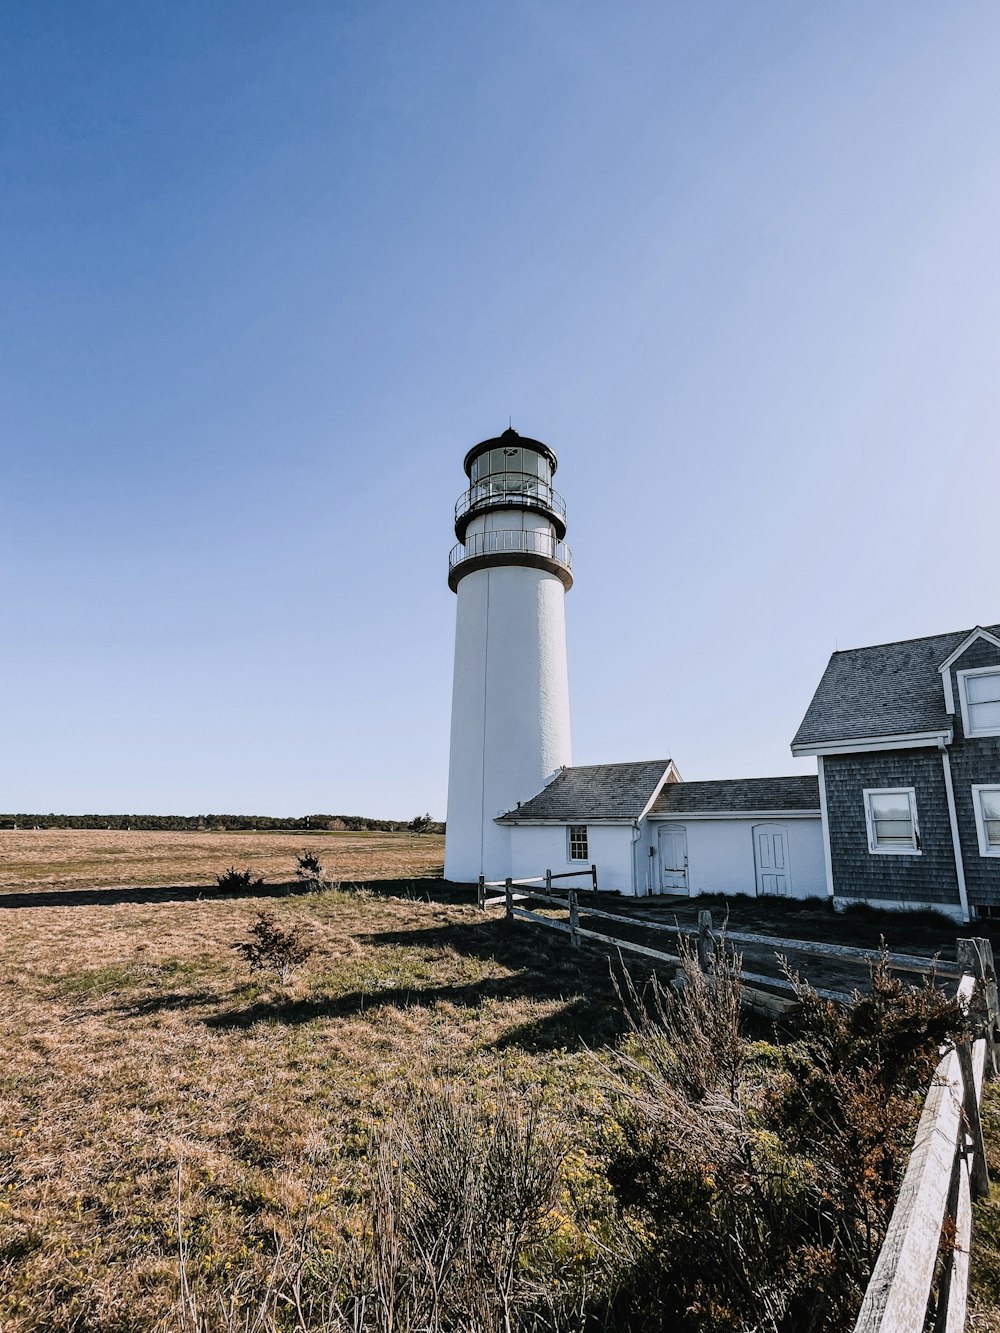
[497, 763, 826, 899]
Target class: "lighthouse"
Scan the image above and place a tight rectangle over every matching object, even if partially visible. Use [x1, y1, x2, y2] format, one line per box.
[444, 428, 573, 883]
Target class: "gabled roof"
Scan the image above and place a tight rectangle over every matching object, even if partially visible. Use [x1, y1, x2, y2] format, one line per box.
[792, 623, 1000, 752]
[650, 775, 820, 815]
[938, 625, 1000, 673]
[495, 760, 674, 824]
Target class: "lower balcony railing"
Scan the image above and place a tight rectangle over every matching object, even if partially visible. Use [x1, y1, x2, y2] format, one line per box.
[449, 527, 574, 580]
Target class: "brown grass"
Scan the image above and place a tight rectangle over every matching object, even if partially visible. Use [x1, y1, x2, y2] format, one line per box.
[0, 827, 445, 893]
[3, 832, 999, 1331]
[0, 831, 617, 1331]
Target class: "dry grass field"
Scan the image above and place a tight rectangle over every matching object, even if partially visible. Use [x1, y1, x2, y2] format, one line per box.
[0, 830, 618, 1331]
[0, 827, 445, 895]
[2, 830, 999, 1331]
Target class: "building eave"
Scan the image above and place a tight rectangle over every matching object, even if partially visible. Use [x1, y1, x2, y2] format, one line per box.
[791, 729, 953, 757]
[649, 809, 820, 821]
[495, 817, 635, 827]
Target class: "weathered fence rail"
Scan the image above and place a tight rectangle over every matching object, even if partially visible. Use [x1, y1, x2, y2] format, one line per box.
[478, 873, 999, 1332]
[477, 865, 597, 909]
[478, 875, 963, 1001]
[853, 939, 998, 1333]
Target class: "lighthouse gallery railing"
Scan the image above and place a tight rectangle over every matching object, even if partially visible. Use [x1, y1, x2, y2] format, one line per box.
[454, 478, 567, 526]
[448, 529, 573, 574]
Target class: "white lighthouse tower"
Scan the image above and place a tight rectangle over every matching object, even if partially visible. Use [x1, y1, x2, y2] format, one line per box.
[444, 428, 573, 883]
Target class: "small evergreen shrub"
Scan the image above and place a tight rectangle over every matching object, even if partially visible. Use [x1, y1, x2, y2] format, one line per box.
[294, 851, 327, 890]
[216, 866, 265, 892]
[232, 911, 314, 984]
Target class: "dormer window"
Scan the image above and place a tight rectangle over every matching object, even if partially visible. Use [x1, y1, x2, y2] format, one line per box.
[958, 667, 1000, 737]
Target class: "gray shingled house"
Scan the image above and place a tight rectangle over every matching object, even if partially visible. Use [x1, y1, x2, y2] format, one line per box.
[793, 623, 1000, 923]
[494, 621, 999, 918]
[496, 762, 826, 898]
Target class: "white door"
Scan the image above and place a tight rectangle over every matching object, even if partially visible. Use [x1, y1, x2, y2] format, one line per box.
[658, 825, 688, 894]
[754, 824, 790, 896]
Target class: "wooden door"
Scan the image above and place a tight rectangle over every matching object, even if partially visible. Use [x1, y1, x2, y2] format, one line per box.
[754, 824, 790, 896]
[658, 825, 689, 894]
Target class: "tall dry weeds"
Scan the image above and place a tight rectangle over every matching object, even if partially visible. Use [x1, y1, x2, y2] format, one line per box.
[598, 941, 966, 1333]
[174, 1082, 572, 1333]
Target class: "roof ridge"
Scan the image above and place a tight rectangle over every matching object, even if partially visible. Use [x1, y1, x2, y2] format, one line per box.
[831, 624, 999, 656]
[558, 758, 671, 771]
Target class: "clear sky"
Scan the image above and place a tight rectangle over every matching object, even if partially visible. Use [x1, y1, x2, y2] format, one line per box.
[2, 1, 998, 818]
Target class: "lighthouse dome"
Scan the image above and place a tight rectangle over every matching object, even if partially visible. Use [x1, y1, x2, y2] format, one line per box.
[462, 426, 558, 479]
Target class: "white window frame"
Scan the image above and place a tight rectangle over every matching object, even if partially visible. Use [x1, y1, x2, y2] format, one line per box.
[863, 787, 921, 856]
[567, 825, 589, 861]
[957, 665, 1000, 739]
[972, 784, 1000, 858]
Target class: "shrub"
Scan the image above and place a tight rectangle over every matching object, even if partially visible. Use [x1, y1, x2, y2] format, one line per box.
[233, 911, 314, 984]
[294, 851, 327, 890]
[599, 945, 964, 1332]
[321, 1081, 567, 1331]
[216, 865, 265, 893]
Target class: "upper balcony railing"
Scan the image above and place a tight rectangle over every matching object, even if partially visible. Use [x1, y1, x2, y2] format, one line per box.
[455, 476, 567, 531]
[448, 528, 573, 591]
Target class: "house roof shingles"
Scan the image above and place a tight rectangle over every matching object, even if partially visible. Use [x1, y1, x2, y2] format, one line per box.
[495, 760, 672, 824]
[792, 624, 1000, 749]
[650, 776, 819, 815]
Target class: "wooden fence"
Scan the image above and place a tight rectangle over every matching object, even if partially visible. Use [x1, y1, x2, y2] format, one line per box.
[479, 875, 999, 1329]
[478, 874, 962, 1008]
[853, 937, 998, 1333]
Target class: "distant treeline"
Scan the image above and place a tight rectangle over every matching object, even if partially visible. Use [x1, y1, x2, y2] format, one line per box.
[0, 813, 444, 834]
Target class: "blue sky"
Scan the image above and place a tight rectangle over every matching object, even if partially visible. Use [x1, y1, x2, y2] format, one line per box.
[2, 1, 998, 817]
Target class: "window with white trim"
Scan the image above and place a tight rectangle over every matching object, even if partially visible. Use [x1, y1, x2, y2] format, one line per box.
[958, 667, 1000, 737]
[863, 788, 921, 854]
[568, 825, 589, 861]
[973, 786, 1000, 857]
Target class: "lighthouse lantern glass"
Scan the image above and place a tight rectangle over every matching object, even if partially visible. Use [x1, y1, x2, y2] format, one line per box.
[470, 447, 552, 499]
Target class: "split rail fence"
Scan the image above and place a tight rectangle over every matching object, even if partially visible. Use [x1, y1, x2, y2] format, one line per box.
[478, 872, 999, 1331]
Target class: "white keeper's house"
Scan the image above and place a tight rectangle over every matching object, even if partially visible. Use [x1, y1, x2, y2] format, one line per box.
[443, 429, 999, 922]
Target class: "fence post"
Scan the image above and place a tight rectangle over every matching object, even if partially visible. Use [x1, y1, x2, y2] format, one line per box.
[697, 910, 714, 973]
[958, 936, 999, 1077]
[504, 877, 513, 920]
[477, 874, 485, 911]
[545, 869, 552, 897]
[591, 863, 598, 892]
[569, 886, 580, 948]
[955, 1038, 990, 1199]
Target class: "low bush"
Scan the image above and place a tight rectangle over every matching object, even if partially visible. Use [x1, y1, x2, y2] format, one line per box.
[598, 945, 963, 1333]
[294, 851, 328, 891]
[232, 911, 314, 985]
[216, 865, 265, 893]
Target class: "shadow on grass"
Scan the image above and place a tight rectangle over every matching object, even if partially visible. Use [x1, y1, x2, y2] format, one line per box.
[203, 917, 627, 1051]
[204, 977, 623, 1050]
[112, 988, 227, 1019]
[0, 877, 464, 911]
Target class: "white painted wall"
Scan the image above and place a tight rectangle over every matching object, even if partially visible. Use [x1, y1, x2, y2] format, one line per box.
[647, 816, 826, 899]
[508, 823, 635, 891]
[468, 510, 554, 536]
[445, 562, 572, 883]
